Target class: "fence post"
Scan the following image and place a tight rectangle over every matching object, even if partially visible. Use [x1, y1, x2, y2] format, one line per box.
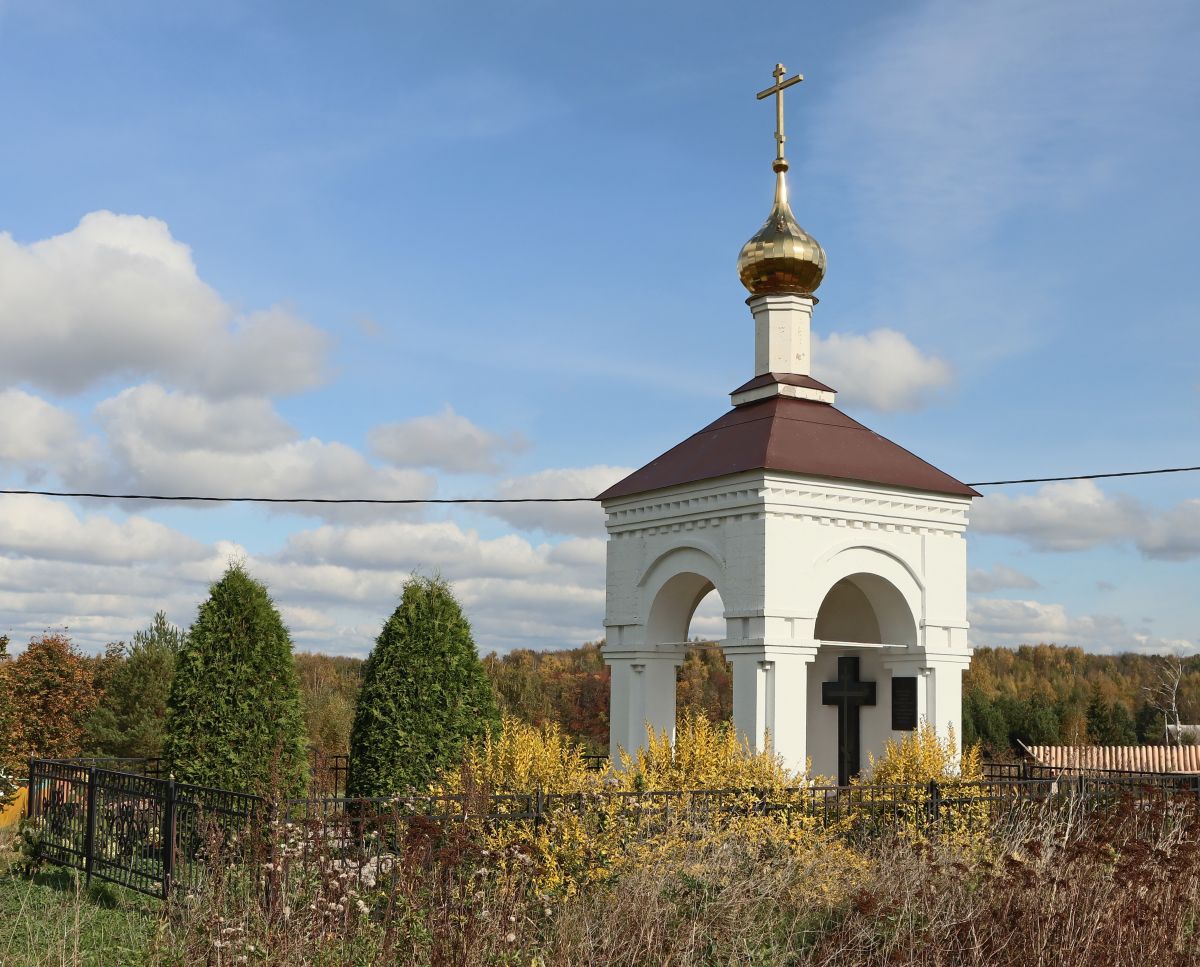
[927, 779, 942, 826]
[162, 776, 177, 901]
[534, 787, 545, 828]
[26, 759, 39, 821]
[84, 767, 98, 885]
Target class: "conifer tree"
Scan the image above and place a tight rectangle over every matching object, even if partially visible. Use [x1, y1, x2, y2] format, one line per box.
[86, 612, 184, 759]
[348, 575, 499, 797]
[163, 564, 308, 794]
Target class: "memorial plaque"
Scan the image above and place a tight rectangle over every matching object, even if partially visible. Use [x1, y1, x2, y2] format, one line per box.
[891, 677, 918, 731]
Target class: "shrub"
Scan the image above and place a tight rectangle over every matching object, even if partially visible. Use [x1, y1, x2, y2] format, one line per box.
[451, 716, 601, 795]
[163, 564, 309, 794]
[616, 710, 796, 792]
[348, 576, 499, 798]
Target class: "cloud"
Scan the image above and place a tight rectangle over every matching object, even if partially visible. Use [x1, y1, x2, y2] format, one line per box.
[969, 595, 1196, 654]
[61, 383, 436, 517]
[0, 389, 77, 464]
[0, 494, 609, 655]
[972, 480, 1145, 552]
[485, 466, 631, 537]
[0, 494, 207, 565]
[95, 384, 296, 454]
[369, 405, 528, 474]
[1137, 500, 1200, 562]
[0, 212, 329, 397]
[814, 329, 952, 411]
[968, 564, 1040, 593]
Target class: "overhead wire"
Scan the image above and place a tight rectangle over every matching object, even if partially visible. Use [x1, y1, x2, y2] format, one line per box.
[0, 464, 1196, 505]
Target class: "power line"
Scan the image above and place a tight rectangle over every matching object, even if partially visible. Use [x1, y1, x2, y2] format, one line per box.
[0, 490, 594, 505]
[0, 464, 1196, 504]
[966, 465, 1200, 487]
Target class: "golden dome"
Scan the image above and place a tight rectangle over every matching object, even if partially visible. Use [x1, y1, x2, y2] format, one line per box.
[737, 165, 826, 297]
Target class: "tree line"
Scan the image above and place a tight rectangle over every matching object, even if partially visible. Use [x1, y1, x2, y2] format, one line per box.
[4, 593, 1198, 786]
[0, 565, 498, 798]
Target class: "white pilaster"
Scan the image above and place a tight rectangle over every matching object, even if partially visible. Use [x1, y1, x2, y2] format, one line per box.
[605, 651, 684, 761]
[727, 643, 818, 775]
[749, 292, 815, 377]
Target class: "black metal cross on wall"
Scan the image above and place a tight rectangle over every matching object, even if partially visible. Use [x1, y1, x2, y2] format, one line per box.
[822, 656, 877, 786]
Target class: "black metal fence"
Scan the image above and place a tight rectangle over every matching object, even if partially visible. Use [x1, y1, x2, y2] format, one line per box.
[24, 757, 1200, 901]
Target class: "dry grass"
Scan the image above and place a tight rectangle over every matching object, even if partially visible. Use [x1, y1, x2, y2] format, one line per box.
[6, 797, 1200, 965]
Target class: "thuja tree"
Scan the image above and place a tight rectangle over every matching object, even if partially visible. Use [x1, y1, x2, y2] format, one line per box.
[163, 564, 309, 795]
[348, 576, 499, 797]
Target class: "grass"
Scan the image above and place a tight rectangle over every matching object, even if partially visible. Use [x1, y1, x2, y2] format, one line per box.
[0, 830, 158, 967]
[4, 797, 1200, 965]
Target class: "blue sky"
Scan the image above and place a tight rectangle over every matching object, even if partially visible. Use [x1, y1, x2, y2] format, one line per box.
[0, 0, 1196, 656]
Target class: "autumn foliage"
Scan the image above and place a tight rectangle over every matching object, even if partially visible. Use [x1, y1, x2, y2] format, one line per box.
[0, 633, 98, 773]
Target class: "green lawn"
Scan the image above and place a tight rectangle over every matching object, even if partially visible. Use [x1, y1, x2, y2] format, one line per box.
[0, 832, 158, 967]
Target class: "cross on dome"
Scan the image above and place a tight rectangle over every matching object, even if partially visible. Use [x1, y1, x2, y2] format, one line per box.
[756, 63, 803, 174]
[737, 61, 826, 297]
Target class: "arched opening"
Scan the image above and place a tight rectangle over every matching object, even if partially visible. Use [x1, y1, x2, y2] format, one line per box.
[814, 572, 918, 646]
[678, 587, 733, 723]
[642, 575, 733, 726]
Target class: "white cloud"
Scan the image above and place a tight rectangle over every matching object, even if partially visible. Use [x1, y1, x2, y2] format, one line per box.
[0, 212, 328, 397]
[968, 564, 1040, 593]
[1137, 500, 1200, 562]
[970, 596, 1196, 654]
[62, 383, 436, 517]
[0, 494, 206, 565]
[972, 480, 1145, 552]
[95, 384, 296, 454]
[485, 465, 631, 537]
[814, 329, 952, 411]
[369, 405, 528, 474]
[0, 492, 608, 655]
[0, 389, 77, 464]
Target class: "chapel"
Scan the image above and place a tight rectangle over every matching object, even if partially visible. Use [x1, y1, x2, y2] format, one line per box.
[598, 64, 977, 784]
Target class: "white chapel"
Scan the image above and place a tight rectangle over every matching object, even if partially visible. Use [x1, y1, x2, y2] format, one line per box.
[598, 64, 977, 784]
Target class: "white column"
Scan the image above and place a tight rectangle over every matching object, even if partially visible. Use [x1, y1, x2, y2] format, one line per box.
[923, 655, 970, 751]
[748, 293, 815, 377]
[605, 652, 684, 762]
[727, 644, 817, 776]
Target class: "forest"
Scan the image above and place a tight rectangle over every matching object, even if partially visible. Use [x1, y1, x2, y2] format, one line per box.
[3, 625, 1197, 776]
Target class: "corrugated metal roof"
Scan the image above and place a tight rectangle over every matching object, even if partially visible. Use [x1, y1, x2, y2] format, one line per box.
[1028, 745, 1200, 774]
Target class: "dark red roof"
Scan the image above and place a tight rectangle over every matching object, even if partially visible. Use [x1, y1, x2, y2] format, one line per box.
[598, 396, 978, 501]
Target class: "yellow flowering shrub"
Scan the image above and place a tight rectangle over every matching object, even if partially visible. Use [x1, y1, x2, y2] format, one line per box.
[443, 716, 602, 795]
[615, 711, 795, 792]
[436, 713, 865, 899]
[854, 721, 989, 849]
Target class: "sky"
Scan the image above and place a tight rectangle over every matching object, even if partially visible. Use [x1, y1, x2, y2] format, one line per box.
[0, 0, 1197, 658]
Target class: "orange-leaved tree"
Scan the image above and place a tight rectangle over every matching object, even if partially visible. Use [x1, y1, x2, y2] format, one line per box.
[6, 633, 99, 767]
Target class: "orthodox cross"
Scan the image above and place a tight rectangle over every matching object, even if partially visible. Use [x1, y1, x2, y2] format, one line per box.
[822, 656, 877, 786]
[756, 62, 803, 171]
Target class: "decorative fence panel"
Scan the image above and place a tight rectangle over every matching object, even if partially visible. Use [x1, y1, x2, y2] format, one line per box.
[25, 757, 1200, 902]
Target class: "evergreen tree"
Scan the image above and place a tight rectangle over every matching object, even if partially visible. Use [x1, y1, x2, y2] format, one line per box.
[86, 613, 184, 759]
[163, 564, 308, 794]
[1086, 691, 1138, 745]
[348, 576, 499, 797]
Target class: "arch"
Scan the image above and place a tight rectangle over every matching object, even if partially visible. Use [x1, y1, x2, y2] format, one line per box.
[645, 571, 717, 648]
[638, 544, 727, 606]
[803, 545, 924, 635]
[637, 544, 728, 649]
[815, 572, 918, 646]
